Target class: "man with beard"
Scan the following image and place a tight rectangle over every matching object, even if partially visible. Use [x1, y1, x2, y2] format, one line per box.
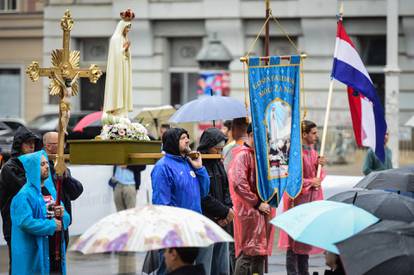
[43, 131, 83, 250]
[10, 150, 70, 274]
[0, 126, 42, 271]
[151, 128, 210, 274]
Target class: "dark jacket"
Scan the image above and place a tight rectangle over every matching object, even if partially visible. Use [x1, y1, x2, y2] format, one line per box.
[49, 160, 83, 248]
[49, 161, 83, 222]
[166, 264, 206, 275]
[0, 126, 41, 240]
[198, 128, 232, 222]
[324, 268, 346, 275]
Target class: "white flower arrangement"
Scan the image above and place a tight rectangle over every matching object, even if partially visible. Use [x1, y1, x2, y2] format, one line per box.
[100, 116, 150, 141]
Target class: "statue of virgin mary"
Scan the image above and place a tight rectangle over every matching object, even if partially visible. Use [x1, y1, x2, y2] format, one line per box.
[102, 9, 135, 122]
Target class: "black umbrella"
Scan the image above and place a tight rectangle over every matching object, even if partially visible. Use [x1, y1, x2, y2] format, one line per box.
[336, 220, 414, 275]
[328, 189, 414, 222]
[355, 169, 414, 192]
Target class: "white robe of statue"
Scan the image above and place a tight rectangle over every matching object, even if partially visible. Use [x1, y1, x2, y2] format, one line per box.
[103, 20, 132, 119]
[269, 106, 278, 143]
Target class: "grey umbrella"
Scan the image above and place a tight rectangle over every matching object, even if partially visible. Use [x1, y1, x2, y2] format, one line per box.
[169, 95, 248, 124]
[397, 165, 414, 173]
[354, 169, 414, 192]
[337, 220, 414, 275]
[328, 189, 414, 222]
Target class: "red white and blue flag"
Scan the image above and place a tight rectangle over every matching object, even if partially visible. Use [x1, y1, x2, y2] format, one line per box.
[331, 19, 387, 162]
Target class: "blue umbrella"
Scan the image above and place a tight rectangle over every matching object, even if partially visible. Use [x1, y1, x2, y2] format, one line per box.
[169, 95, 248, 123]
[270, 200, 379, 253]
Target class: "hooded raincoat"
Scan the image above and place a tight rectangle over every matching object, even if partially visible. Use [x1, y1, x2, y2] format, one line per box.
[0, 126, 42, 242]
[11, 150, 70, 275]
[151, 128, 210, 213]
[227, 144, 275, 257]
[197, 128, 232, 222]
[278, 144, 326, 255]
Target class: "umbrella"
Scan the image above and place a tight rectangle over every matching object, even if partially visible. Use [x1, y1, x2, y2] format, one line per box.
[270, 200, 379, 253]
[328, 189, 414, 222]
[397, 164, 414, 173]
[135, 105, 176, 127]
[405, 115, 414, 127]
[73, 111, 102, 132]
[169, 95, 247, 124]
[354, 169, 414, 192]
[336, 220, 414, 275]
[70, 205, 233, 254]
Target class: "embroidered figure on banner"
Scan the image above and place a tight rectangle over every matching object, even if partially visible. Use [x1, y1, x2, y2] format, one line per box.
[265, 99, 291, 179]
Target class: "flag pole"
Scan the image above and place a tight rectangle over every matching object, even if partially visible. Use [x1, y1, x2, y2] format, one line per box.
[316, 2, 343, 178]
[317, 79, 335, 178]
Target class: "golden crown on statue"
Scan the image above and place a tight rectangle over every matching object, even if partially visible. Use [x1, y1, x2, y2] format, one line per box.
[120, 8, 135, 21]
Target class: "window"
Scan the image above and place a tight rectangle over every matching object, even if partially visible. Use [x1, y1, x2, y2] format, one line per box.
[0, 68, 21, 117]
[0, 0, 17, 11]
[355, 35, 386, 107]
[80, 38, 109, 62]
[80, 73, 106, 111]
[355, 36, 386, 66]
[169, 38, 202, 106]
[170, 72, 199, 107]
[260, 36, 299, 56]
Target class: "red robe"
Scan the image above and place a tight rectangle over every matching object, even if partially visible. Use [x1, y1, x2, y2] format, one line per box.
[278, 144, 326, 255]
[228, 145, 275, 257]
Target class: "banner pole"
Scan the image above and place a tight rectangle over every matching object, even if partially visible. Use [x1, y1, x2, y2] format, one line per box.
[265, 0, 270, 58]
[317, 79, 334, 178]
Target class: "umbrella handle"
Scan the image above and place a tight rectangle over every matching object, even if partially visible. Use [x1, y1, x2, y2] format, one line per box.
[352, 192, 358, 204]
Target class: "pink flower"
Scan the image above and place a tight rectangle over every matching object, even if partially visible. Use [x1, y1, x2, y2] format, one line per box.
[118, 129, 126, 136]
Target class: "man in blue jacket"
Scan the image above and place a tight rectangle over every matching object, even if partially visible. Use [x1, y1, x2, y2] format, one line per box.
[151, 128, 210, 275]
[10, 150, 70, 275]
[152, 127, 210, 212]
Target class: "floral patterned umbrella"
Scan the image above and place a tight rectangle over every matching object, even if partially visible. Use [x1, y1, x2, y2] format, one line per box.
[70, 205, 233, 254]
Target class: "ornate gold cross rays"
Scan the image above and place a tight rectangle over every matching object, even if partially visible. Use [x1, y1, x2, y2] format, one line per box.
[26, 10, 103, 175]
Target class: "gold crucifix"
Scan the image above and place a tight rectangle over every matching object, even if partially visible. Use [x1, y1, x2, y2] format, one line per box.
[26, 10, 103, 176]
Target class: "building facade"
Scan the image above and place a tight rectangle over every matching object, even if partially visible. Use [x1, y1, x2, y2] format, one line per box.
[0, 0, 44, 121]
[2, 0, 414, 134]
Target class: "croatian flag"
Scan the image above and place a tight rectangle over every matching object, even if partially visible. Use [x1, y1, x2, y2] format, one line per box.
[331, 19, 387, 162]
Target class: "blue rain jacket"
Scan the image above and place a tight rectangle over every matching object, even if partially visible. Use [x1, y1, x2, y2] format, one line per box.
[11, 150, 70, 275]
[151, 153, 210, 213]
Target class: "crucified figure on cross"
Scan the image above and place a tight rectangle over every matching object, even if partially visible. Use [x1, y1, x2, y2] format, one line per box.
[53, 72, 79, 135]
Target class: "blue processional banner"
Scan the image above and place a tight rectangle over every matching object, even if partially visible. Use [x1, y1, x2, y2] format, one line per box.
[248, 56, 302, 206]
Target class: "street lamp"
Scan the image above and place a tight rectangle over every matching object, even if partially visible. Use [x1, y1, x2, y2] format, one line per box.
[197, 34, 233, 71]
[196, 34, 233, 127]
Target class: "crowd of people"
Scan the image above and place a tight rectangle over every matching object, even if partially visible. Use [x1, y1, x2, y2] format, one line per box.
[150, 118, 328, 275]
[0, 117, 395, 275]
[0, 127, 83, 275]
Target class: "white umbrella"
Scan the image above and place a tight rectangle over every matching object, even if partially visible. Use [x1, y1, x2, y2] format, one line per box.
[405, 115, 414, 127]
[135, 105, 176, 138]
[135, 105, 176, 126]
[70, 205, 233, 254]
